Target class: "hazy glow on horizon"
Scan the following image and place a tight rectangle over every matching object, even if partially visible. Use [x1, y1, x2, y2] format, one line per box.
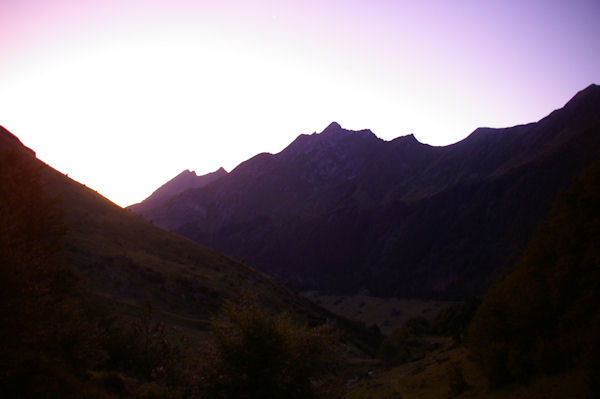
[1, 0, 599, 206]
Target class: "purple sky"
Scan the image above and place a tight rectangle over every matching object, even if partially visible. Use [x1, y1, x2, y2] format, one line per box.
[1, 0, 599, 206]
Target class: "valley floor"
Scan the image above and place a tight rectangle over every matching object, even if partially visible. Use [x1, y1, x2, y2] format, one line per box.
[303, 292, 454, 335]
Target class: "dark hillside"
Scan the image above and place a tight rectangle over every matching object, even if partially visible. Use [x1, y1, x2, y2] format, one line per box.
[468, 150, 600, 392]
[0, 125, 382, 397]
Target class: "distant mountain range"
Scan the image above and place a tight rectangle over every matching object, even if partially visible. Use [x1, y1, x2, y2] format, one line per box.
[130, 84, 600, 300]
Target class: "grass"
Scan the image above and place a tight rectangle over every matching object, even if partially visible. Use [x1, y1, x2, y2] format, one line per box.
[304, 292, 454, 335]
[37, 161, 380, 357]
[346, 337, 591, 399]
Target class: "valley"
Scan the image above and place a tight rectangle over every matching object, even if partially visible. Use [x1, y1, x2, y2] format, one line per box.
[1, 84, 599, 398]
[303, 292, 454, 335]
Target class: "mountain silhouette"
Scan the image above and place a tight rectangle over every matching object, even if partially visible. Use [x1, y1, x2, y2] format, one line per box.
[131, 84, 600, 299]
[129, 167, 227, 214]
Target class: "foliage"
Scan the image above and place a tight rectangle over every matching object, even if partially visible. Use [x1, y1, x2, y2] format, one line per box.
[429, 297, 481, 343]
[122, 300, 183, 382]
[377, 316, 438, 367]
[194, 294, 344, 399]
[446, 362, 469, 397]
[378, 297, 480, 368]
[467, 153, 600, 390]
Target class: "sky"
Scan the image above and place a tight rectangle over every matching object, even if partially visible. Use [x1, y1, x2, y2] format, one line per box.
[0, 0, 599, 207]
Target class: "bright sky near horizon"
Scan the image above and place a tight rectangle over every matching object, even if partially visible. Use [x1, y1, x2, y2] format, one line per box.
[1, 0, 599, 207]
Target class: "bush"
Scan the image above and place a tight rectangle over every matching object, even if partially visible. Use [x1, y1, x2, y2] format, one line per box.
[430, 297, 481, 343]
[447, 362, 469, 397]
[194, 294, 344, 399]
[377, 316, 439, 367]
[126, 300, 182, 382]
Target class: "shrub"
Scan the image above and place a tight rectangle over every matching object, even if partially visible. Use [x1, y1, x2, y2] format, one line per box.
[194, 294, 344, 399]
[127, 300, 182, 382]
[377, 316, 437, 367]
[430, 297, 481, 343]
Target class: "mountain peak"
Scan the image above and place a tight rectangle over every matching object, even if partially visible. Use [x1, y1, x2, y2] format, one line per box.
[175, 167, 226, 180]
[581, 83, 599, 92]
[322, 121, 342, 133]
[178, 169, 197, 178]
[563, 83, 600, 109]
[128, 166, 228, 211]
[395, 133, 419, 143]
[318, 122, 377, 140]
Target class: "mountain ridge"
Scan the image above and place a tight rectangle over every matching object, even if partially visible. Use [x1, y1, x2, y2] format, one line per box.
[129, 166, 228, 213]
[132, 84, 600, 299]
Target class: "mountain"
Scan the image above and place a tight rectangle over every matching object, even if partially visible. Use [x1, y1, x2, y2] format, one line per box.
[128, 167, 227, 214]
[467, 148, 600, 391]
[0, 125, 381, 354]
[131, 84, 600, 300]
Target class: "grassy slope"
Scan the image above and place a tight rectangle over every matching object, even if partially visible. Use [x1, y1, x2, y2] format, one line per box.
[48, 162, 382, 354]
[0, 126, 379, 356]
[347, 339, 589, 399]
